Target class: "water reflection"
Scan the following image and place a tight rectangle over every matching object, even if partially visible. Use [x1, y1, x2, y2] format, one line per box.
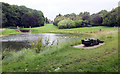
[1, 33, 81, 50]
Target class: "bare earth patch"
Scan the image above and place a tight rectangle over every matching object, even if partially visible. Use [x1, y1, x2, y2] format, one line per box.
[0, 34, 7, 37]
[0, 28, 5, 31]
[73, 43, 105, 49]
[93, 30, 118, 37]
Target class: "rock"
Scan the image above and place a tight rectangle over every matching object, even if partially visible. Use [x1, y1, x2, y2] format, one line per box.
[54, 67, 60, 71]
[81, 38, 104, 46]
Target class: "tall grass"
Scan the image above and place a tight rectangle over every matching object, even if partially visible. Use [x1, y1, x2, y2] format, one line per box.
[30, 37, 43, 53]
[2, 32, 118, 72]
[2, 24, 118, 72]
[30, 37, 57, 53]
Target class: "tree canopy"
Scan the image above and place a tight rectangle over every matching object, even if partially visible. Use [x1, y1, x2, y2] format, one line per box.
[102, 7, 120, 26]
[53, 6, 119, 29]
[2, 2, 45, 28]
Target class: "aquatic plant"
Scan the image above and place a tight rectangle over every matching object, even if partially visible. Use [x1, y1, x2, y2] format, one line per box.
[30, 37, 57, 53]
[30, 37, 43, 53]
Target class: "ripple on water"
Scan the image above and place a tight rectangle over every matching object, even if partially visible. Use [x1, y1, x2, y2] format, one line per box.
[2, 33, 81, 50]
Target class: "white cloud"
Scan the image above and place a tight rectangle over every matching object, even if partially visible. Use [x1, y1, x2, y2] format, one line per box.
[0, 0, 119, 20]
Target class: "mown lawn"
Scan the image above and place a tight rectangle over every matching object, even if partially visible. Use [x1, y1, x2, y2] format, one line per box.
[22, 24, 58, 33]
[0, 28, 20, 35]
[1, 24, 117, 35]
[2, 24, 118, 72]
[0, 24, 58, 35]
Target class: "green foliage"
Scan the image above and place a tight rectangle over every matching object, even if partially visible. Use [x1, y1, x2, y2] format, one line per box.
[56, 14, 62, 17]
[1, 24, 58, 35]
[82, 20, 90, 27]
[116, 16, 120, 25]
[81, 12, 90, 21]
[58, 19, 75, 29]
[45, 17, 49, 24]
[91, 14, 103, 25]
[2, 27, 118, 72]
[74, 20, 83, 27]
[2, 50, 13, 60]
[1, 24, 117, 36]
[64, 13, 81, 21]
[53, 16, 66, 26]
[102, 7, 119, 26]
[2, 2, 45, 28]
[30, 37, 56, 53]
[117, 7, 120, 26]
[31, 37, 43, 53]
[97, 10, 108, 17]
[54, 6, 119, 28]
[53, 13, 82, 26]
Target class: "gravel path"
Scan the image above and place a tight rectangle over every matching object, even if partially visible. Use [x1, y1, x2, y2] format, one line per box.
[73, 43, 105, 49]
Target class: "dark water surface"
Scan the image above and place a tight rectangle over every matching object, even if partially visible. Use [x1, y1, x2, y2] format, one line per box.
[1, 33, 81, 51]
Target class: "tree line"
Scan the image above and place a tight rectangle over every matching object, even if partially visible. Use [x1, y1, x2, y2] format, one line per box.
[53, 6, 120, 29]
[1, 2, 119, 28]
[1, 2, 45, 28]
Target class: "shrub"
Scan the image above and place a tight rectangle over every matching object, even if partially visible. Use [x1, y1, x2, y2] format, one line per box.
[30, 37, 43, 53]
[30, 37, 56, 53]
[82, 20, 90, 27]
[91, 14, 103, 25]
[102, 7, 119, 26]
[58, 19, 75, 29]
[74, 20, 83, 27]
[53, 16, 67, 26]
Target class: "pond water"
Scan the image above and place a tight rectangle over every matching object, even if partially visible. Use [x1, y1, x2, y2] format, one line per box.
[1, 33, 81, 51]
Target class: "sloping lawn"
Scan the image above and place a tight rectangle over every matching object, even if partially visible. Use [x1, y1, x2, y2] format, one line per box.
[1, 24, 117, 35]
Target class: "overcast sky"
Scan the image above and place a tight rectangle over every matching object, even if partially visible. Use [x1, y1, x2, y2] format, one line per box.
[0, 0, 119, 20]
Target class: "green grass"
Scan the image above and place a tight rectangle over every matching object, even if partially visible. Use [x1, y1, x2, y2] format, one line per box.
[2, 33, 118, 72]
[62, 26, 117, 31]
[1, 24, 117, 35]
[1, 24, 58, 35]
[2, 24, 118, 72]
[0, 28, 20, 35]
[22, 24, 58, 33]
[51, 26, 117, 34]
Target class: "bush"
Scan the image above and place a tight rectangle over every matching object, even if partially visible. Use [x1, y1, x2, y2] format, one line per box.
[30, 37, 43, 53]
[30, 37, 56, 53]
[58, 19, 75, 29]
[102, 7, 119, 26]
[53, 16, 66, 26]
[74, 20, 83, 27]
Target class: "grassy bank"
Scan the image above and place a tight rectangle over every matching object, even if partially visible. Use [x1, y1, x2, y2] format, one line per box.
[0, 28, 20, 35]
[0, 24, 57, 35]
[1, 24, 117, 35]
[2, 24, 118, 72]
